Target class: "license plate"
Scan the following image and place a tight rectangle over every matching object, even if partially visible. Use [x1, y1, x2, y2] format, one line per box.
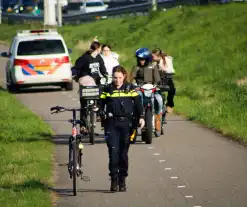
[35, 66, 51, 71]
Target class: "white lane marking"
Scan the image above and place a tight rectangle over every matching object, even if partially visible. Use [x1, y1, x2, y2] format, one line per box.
[185, 195, 194, 198]
[62, 91, 67, 94]
[68, 95, 72, 98]
[148, 147, 154, 149]
[165, 168, 172, 171]
[177, 185, 186, 188]
[77, 101, 80, 104]
[153, 153, 160, 156]
[72, 98, 76, 101]
[193, 206, 202, 207]
[159, 160, 166, 163]
[170, 176, 178, 179]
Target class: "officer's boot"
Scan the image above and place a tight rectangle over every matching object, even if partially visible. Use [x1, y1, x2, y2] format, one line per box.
[110, 177, 118, 192]
[119, 176, 126, 192]
[154, 113, 162, 137]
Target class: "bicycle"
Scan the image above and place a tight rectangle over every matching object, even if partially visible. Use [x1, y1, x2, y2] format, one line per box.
[50, 106, 90, 196]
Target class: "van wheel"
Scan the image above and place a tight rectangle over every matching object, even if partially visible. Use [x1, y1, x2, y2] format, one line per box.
[63, 82, 73, 91]
[7, 84, 19, 93]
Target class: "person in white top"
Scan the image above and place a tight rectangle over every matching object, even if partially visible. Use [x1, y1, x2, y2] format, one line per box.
[151, 48, 176, 114]
[100, 44, 119, 84]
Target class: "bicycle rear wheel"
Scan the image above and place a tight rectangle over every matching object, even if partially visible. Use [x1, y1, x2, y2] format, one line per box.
[72, 140, 77, 196]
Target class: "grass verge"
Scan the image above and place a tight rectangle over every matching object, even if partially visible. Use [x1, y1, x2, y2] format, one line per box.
[0, 3, 247, 144]
[0, 87, 53, 207]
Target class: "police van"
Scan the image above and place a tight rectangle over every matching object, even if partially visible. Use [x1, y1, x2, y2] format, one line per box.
[2, 29, 73, 92]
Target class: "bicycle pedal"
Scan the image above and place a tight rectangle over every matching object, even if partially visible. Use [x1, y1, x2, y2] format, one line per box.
[81, 176, 90, 182]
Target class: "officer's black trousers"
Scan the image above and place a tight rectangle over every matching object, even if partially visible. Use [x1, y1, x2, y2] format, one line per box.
[104, 118, 131, 179]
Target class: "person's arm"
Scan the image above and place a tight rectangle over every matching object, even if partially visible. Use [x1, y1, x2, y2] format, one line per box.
[153, 65, 161, 85]
[99, 85, 108, 113]
[130, 85, 145, 128]
[98, 55, 108, 77]
[131, 66, 139, 84]
[129, 85, 144, 118]
[74, 55, 88, 78]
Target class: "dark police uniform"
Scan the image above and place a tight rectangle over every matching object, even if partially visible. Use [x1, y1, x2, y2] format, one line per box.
[99, 82, 143, 191]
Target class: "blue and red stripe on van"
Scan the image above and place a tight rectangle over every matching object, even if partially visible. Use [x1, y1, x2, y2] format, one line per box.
[14, 56, 69, 76]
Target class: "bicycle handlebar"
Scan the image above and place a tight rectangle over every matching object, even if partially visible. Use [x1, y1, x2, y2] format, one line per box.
[134, 84, 170, 91]
[50, 106, 81, 114]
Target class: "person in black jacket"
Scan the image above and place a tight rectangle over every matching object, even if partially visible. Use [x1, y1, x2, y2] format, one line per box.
[99, 65, 145, 192]
[73, 41, 108, 133]
[74, 41, 108, 84]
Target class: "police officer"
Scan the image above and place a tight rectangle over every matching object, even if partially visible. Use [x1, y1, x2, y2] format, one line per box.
[99, 65, 145, 192]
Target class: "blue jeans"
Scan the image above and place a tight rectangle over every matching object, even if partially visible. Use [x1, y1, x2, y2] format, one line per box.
[137, 91, 163, 114]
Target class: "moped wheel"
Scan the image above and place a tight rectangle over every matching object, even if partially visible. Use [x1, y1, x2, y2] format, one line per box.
[144, 108, 153, 144]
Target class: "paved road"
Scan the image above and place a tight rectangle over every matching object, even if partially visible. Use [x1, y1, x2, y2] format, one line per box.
[1, 44, 247, 207]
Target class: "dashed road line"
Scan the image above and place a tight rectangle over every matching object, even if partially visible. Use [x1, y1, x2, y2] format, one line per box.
[165, 168, 172, 171]
[170, 176, 178, 179]
[148, 146, 200, 207]
[185, 195, 194, 198]
[177, 185, 186, 188]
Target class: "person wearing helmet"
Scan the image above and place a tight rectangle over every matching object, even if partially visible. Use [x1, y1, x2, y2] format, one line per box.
[131, 48, 163, 137]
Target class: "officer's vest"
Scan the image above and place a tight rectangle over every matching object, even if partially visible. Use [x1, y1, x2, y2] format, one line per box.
[103, 84, 135, 118]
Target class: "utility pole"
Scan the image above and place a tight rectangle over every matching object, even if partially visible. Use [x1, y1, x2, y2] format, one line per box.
[152, 0, 157, 11]
[44, 0, 48, 25]
[56, 0, 62, 27]
[44, 0, 57, 26]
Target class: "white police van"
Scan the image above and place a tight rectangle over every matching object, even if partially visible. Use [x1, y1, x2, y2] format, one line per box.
[2, 29, 73, 92]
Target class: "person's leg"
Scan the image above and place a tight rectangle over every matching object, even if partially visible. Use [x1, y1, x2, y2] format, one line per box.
[105, 120, 120, 191]
[137, 90, 144, 107]
[118, 121, 131, 191]
[166, 79, 176, 113]
[154, 93, 163, 137]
